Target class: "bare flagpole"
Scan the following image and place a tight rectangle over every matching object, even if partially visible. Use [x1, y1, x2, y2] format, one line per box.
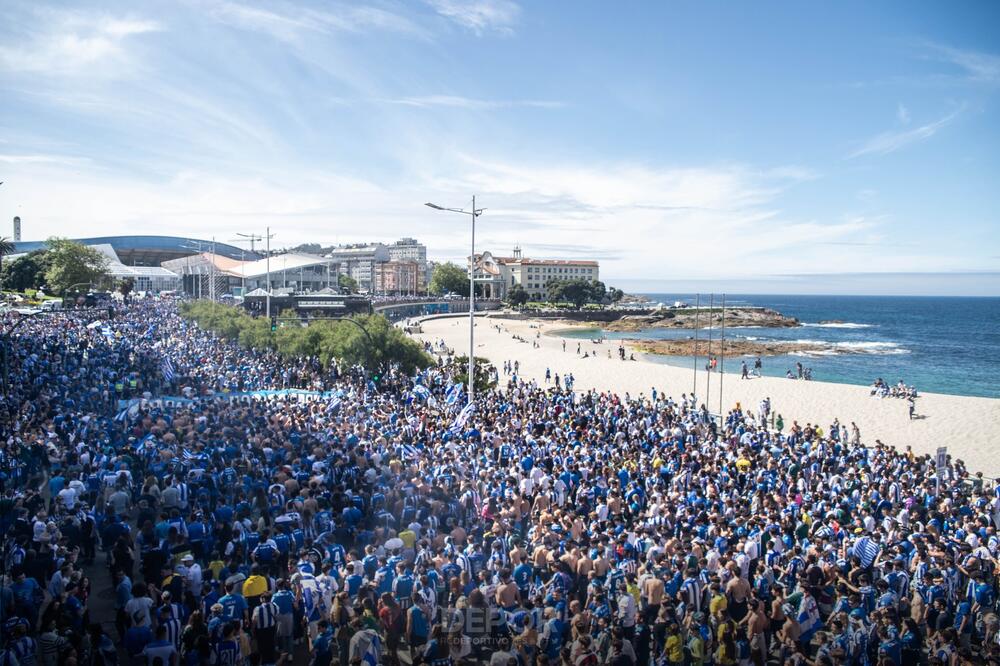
[719, 293, 726, 418]
[705, 293, 714, 414]
[692, 293, 700, 399]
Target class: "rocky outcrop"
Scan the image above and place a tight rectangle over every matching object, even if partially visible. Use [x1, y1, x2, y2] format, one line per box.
[628, 338, 820, 357]
[603, 307, 798, 332]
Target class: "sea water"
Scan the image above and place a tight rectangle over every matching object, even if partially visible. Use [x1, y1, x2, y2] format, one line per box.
[556, 295, 1000, 398]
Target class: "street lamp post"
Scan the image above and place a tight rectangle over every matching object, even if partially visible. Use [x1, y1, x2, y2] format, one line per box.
[425, 198, 485, 406]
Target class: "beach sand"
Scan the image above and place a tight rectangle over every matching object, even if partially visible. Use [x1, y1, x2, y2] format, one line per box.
[413, 314, 1000, 477]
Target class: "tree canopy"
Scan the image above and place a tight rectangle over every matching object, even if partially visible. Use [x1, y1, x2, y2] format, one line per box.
[337, 273, 359, 293]
[43, 238, 110, 294]
[506, 283, 529, 308]
[450, 355, 497, 394]
[180, 302, 433, 374]
[545, 278, 607, 307]
[429, 262, 469, 296]
[1, 250, 51, 292]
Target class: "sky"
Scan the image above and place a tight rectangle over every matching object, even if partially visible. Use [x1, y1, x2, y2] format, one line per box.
[1, 1, 999, 295]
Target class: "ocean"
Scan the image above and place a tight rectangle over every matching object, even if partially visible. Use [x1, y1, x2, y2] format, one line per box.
[556, 294, 1000, 398]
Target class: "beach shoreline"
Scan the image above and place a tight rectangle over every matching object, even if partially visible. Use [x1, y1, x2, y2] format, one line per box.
[413, 313, 1000, 476]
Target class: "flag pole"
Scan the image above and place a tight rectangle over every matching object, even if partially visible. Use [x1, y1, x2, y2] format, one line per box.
[692, 294, 700, 399]
[719, 293, 726, 419]
[705, 293, 714, 415]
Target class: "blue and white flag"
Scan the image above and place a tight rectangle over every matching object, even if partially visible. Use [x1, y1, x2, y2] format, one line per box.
[161, 357, 175, 382]
[449, 402, 475, 434]
[412, 385, 431, 401]
[796, 593, 822, 641]
[350, 630, 382, 666]
[445, 382, 463, 406]
[401, 444, 422, 460]
[326, 397, 342, 414]
[851, 536, 880, 568]
[134, 433, 156, 456]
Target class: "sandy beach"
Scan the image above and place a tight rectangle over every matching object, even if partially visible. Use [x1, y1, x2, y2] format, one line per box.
[414, 314, 1000, 476]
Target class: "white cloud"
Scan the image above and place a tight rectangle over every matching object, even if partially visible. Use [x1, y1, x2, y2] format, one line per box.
[0, 153, 90, 166]
[897, 103, 910, 124]
[384, 95, 563, 109]
[205, 1, 428, 42]
[9, 151, 881, 280]
[0, 10, 160, 75]
[925, 42, 1000, 84]
[847, 105, 965, 159]
[425, 0, 520, 35]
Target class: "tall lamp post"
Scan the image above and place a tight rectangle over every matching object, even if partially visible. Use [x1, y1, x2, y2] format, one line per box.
[425, 198, 485, 406]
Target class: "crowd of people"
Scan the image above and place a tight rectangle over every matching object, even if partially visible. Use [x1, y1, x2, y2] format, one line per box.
[1, 300, 998, 666]
[870, 379, 918, 401]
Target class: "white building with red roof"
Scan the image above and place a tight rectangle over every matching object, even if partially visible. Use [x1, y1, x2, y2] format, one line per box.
[472, 246, 600, 301]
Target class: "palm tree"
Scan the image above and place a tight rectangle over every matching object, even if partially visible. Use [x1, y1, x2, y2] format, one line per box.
[0, 236, 15, 294]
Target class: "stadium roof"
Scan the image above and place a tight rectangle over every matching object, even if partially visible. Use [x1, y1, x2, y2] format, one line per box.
[10, 236, 259, 266]
[231, 253, 332, 279]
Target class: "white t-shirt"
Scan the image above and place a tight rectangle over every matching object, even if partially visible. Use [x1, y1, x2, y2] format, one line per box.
[58, 487, 77, 510]
[125, 596, 154, 628]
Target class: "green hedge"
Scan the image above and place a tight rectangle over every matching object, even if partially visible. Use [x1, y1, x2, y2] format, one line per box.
[179, 301, 433, 374]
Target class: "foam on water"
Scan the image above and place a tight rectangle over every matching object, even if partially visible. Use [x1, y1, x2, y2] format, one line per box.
[801, 322, 873, 329]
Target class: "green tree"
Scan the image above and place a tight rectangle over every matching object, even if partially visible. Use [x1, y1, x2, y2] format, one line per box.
[588, 280, 607, 303]
[237, 316, 274, 349]
[337, 273, 359, 293]
[179, 303, 433, 374]
[429, 262, 469, 296]
[608, 287, 625, 303]
[1, 250, 50, 292]
[319, 315, 433, 374]
[545, 278, 608, 308]
[291, 242, 324, 254]
[118, 277, 135, 301]
[545, 278, 587, 307]
[451, 355, 497, 394]
[43, 238, 110, 295]
[0, 237, 13, 280]
[506, 283, 529, 308]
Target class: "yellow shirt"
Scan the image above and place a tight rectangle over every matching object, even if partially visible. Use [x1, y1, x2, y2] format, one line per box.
[736, 458, 751, 473]
[399, 530, 417, 549]
[627, 582, 640, 605]
[666, 635, 683, 662]
[242, 575, 268, 599]
[710, 593, 728, 616]
[208, 560, 225, 580]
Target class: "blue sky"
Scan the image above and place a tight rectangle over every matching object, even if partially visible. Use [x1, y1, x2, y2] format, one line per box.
[1, 1, 999, 294]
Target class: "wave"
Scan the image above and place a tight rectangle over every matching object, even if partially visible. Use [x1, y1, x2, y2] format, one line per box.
[801, 322, 873, 329]
[833, 341, 910, 355]
[784, 339, 910, 356]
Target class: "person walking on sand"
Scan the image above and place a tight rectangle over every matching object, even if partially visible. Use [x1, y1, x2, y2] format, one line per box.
[908, 396, 916, 420]
[754, 357, 762, 377]
[741, 362, 749, 380]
